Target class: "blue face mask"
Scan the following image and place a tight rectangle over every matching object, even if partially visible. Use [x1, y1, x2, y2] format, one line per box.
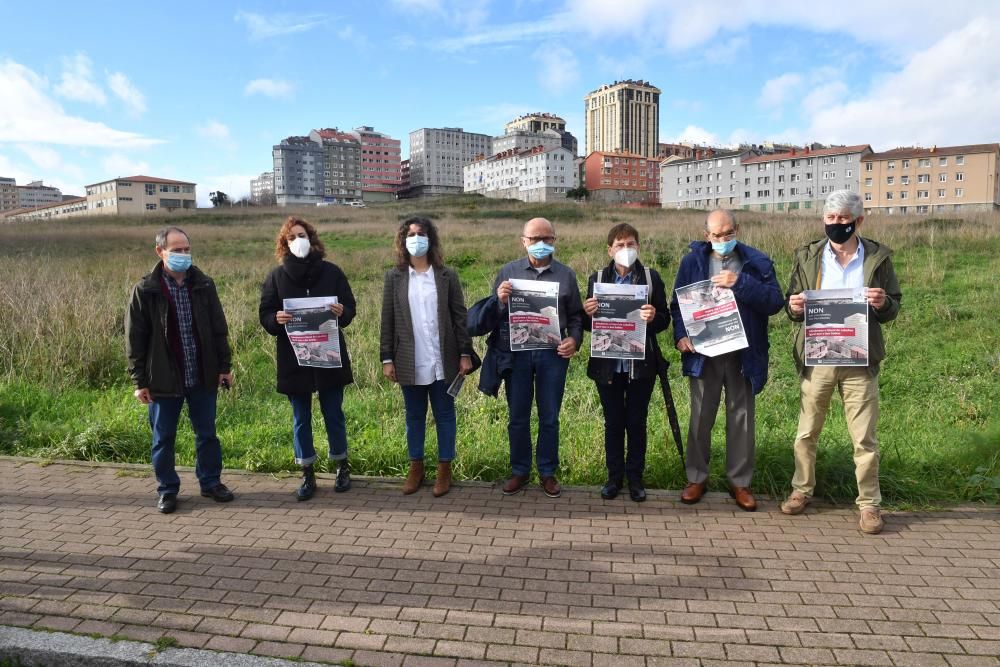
[712, 239, 737, 256]
[164, 251, 192, 272]
[405, 235, 429, 257]
[527, 241, 555, 260]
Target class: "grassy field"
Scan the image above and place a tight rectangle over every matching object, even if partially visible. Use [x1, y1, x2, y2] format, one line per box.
[1, 197, 998, 507]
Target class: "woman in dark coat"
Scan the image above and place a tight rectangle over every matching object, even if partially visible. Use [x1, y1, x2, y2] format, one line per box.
[259, 216, 356, 500]
[380, 217, 473, 497]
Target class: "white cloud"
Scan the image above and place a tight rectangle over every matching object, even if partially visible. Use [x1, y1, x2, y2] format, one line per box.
[102, 153, 151, 178]
[434, 14, 569, 51]
[17, 144, 63, 170]
[234, 11, 330, 39]
[244, 78, 294, 98]
[798, 17, 1000, 147]
[533, 45, 579, 95]
[0, 60, 162, 148]
[757, 73, 803, 110]
[196, 120, 237, 151]
[107, 72, 147, 115]
[801, 80, 849, 115]
[54, 53, 106, 105]
[665, 125, 722, 146]
[596, 53, 647, 81]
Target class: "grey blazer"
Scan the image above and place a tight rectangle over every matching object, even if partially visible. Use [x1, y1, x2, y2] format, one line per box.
[380, 265, 473, 386]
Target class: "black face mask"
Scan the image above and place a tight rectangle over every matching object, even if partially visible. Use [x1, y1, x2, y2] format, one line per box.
[825, 222, 856, 244]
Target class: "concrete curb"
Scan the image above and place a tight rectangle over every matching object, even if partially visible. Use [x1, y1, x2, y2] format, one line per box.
[0, 626, 327, 667]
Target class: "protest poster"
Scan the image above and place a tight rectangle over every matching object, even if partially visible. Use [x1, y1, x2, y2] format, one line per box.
[282, 296, 342, 368]
[804, 288, 869, 366]
[590, 282, 648, 360]
[508, 279, 561, 351]
[674, 280, 748, 357]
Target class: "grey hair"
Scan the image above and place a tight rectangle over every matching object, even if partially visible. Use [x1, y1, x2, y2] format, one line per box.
[155, 226, 189, 248]
[704, 208, 736, 230]
[823, 190, 863, 218]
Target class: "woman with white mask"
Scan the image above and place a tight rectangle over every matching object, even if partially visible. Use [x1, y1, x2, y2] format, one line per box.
[583, 223, 670, 502]
[259, 216, 357, 501]
[380, 217, 473, 497]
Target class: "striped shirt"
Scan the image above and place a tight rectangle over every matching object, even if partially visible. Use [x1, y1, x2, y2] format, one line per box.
[164, 276, 200, 388]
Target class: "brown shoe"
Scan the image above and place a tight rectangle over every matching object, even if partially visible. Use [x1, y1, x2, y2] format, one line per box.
[432, 461, 452, 497]
[859, 506, 884, 535]
[502, 474, 529, 495]
[729, 486, 757, 512]
[540, 476, 561, 498]
[680, 481, 706, 505]
[780, 491, 811, 515]
[402, 460, 425, 495]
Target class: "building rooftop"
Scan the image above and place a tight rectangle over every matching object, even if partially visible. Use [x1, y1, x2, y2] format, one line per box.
[1, 196, 86, 215]
[86, 175, 196, 187]
[741, 144, 871, 165]
[867, 143, 1000, 160]
[660, 149, 747, 165]
[587, 79, 661, 95]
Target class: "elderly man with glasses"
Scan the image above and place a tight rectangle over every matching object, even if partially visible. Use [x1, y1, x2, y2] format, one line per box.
[669, 209, 784, 511]
[493, 217, 584, 498]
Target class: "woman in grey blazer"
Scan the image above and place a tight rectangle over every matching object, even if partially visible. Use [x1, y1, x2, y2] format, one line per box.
[380, 217, 473, 496]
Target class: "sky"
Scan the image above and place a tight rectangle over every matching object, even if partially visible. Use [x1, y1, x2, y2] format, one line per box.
[2, 0, 999, 206]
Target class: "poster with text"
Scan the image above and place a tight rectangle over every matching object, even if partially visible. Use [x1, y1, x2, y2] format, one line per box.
[674, 280, 748, 357]
[590, 282, 648, 360]
[283, 296, 342, 368]
[508, 279, 561, 351]
[803, 288, 868, 366]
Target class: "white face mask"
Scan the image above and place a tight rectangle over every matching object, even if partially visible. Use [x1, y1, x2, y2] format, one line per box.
[288, 237, 311, 259]
[614, 247, 638, 268]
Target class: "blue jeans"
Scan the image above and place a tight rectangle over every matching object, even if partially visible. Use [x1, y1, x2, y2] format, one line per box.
[504, 349, 569, 477]
[400, 380, 456, 462]
[596, 374, 655, 484]
[149, 384, 222, 495]
[287, 387, 347, 466]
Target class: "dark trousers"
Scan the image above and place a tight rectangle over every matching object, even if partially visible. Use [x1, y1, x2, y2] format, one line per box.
[596, 373, 656, 484]
[504, 349, 569, 477]
[149, 384, 222, 495]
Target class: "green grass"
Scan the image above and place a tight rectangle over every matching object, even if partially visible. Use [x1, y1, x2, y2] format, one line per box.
[1, 201, 998, 507]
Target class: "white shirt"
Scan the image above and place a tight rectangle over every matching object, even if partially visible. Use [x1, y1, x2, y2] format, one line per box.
[408, 265, 444, 385]
[820, 240, 865, 290]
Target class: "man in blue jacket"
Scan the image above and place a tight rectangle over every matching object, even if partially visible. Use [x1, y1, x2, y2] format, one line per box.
[669, 209, 783, 511]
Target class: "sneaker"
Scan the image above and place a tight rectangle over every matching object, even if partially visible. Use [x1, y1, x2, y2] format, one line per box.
[859, 507, 884, 534]
[780, 491, 810, 515]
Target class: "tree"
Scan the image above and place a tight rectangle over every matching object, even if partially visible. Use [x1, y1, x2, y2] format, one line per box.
[209, 191, 230, 207]
[566, 186, 589, 200]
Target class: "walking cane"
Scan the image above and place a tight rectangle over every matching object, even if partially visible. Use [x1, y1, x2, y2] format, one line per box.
[657, 364, 685, 465]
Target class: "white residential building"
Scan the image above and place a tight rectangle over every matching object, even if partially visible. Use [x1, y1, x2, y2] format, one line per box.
[741, 145, 872, 212]
[660, 149, 750, 210]
[17, 180, 63, 208]
[464, 146, 577, 203]
[250, 171, 274, 205]
[406, 127, 492, 197]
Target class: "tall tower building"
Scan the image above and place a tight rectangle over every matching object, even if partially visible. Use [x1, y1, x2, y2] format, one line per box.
[584, 80, 660, 158]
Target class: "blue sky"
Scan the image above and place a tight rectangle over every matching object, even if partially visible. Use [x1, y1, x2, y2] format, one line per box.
[2, 1, 999, 205]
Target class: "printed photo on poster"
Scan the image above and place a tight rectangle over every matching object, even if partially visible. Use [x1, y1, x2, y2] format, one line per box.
[674, 279, 748, 357]
[590, 282, 648, 360]
[282, 296, 342, 368]
[508, 279, 561, 351]
[803, 288, 868, 366]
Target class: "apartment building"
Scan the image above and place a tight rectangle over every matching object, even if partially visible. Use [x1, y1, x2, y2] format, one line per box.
[273, 136, 324, 206]
[17, 180, 63, 208]
[4, 197, 87, 222]
[308, 129, 363, 202]
[406, 127, 492, 197]
[0, 177, 17, 211]
[741, 145, 871, 212]
[504, 113, 566, 134]
[492, 128, 565, 155]
[584, 80, 660, 158]
[349, 126, 402, 202]
[464, 145, 577, 203]
[583, 151, 656, 204]
[250, 171, 274, 205]
[660, 149, 752, 209]
[861, 144, 1000, 214]
[6, 175, 195, 221]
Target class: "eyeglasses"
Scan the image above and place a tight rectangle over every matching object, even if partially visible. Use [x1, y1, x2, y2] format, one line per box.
[523, 235, 555, 244]
[706, 229, 736, 241]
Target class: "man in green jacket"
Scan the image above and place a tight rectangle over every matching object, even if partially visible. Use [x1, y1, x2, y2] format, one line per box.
[781, 190, 902, 534]
[126, 226, 235, 514]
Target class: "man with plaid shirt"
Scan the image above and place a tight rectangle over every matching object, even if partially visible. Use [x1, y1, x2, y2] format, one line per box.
[126, 226, 235, 513]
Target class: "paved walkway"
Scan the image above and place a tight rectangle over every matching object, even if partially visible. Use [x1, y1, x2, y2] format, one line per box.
[1, 458, 999, 667]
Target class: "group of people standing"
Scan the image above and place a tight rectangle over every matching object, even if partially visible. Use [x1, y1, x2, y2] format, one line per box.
[125, 189, 900, 534]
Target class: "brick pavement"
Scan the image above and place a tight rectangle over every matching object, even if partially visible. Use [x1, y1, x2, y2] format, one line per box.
[1, 457, 998, 667]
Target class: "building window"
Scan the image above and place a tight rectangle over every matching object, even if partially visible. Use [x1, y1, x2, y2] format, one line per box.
[864, 177, 873, 186]
[864, 192, 872, 201]
[902, 159, 910, 168]
[917, 190, 929, 199]
[956, 172, 964, 181]
[864, 162, 873, 171]
[916, 205, 929, 213]
[887, 161, 895, 170]
[937, 189, 946, 198]
[146, 203, 157, 210]
[918, 174, 930, 183]
[887, 176, 895, 185]
[939, 157, 948, 166]
[886, 192, 893, 200]
[900, 191, 908, 199]
[956, 155, 965, 165]
[955, 188, 964, 197]
[145, 184, 155, 195]
[901, 176, 910, 185]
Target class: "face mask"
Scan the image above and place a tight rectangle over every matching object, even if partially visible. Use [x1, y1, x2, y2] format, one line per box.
[405, 235, 429, 257]
[711, 239, 737, 256]
[527, 241, 555, 260]
[164, 252, 192, 272]
[288, 237, 311, 259]
[825, 222, 856, 244]
[614, 247, 638, 268]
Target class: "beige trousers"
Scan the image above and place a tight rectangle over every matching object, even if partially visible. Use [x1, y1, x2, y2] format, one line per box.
[791, 366, 881, 508]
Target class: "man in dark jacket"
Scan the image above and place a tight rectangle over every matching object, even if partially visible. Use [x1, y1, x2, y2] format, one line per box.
[670, 209, 784, 511]
[126, 226, 234, 514]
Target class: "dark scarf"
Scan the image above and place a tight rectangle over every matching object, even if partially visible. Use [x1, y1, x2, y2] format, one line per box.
[281, 252, 324, 288]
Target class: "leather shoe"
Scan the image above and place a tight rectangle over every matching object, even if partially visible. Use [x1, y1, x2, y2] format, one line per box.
[600, 479, 622, 500]
[200, 483, 234, 503]
[729, 485, 757, 512]
[680, 481, 706, 505]
[540, 476, 561, 498]
[628, 480, 647, 503]
[157, 493, 177, 514]
[502, 474, 529, 495]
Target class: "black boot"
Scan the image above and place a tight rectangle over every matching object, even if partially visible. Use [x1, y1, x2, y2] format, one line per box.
[334, 459, 351, 493]
[297, 465, 316, 501]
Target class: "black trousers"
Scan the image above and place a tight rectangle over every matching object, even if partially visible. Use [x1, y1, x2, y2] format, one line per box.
[596, 373, 656, 484]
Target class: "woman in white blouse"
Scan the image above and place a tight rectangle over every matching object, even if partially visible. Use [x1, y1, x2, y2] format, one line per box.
[380, 217, 473, 496]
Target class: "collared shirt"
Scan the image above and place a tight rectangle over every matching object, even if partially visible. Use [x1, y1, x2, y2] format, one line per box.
[709, 249, 745, 278]
[163, 273, 200, 388]
[408, 265, 444, 385]
[820, 240, 865, 290]
[495, 256, 585, 347]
